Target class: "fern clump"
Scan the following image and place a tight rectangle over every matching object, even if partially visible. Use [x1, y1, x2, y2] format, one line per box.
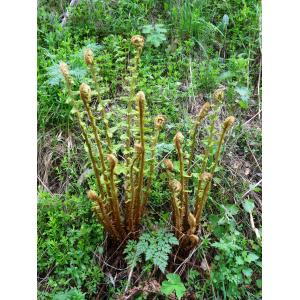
[60, 35, 235, 250]
[164, 89, 235, 250]
[60, 35, 166, 242]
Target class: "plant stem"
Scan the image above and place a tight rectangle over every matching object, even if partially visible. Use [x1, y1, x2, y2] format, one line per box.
[142, 128, 160, 217]
[128, 155, 140, 233]
[89, 64, 112, 152]
[124, 48, 142, 226]
[108, 159, 126, 238]
[134, 94, 145, 231]
[81, 98, 113, 204]
[194, 180, 212, 226]
[174, 134, 187, 222]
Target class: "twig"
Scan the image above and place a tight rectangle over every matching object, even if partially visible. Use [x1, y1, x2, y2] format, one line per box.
[241, 179, 262, 199]
[174, 245, 199, 274]
[37, 175, 53, 196]
[243, 109, 262, 127]
[246, 140, 262, 172]
[249, 211, 261, 240]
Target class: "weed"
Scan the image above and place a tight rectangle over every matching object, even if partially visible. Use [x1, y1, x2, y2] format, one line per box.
[37, 191, 104, 299]
[142, 24, 168, 48]
[161, 273, 186, 299]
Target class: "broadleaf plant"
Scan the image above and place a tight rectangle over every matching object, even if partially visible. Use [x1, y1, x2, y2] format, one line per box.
[161, 273, 186, 299]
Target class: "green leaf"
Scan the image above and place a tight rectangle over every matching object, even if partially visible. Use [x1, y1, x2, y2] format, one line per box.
[70, 107, 78, 114]
[246, 252, 259, 263]
[161, 273, 186, 299]
[236, 86, 249, 109]
[236, 256, 244, 265]
[225, 204, 239, 216]
[242, 268, 253, 277]
[243, 199, 255, 213]
[256, 279, 262, 288]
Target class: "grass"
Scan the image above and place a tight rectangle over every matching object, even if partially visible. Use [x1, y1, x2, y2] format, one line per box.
[37, 0, 262, 299]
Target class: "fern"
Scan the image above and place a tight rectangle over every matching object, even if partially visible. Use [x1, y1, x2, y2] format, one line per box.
[124, 229, 178, 273]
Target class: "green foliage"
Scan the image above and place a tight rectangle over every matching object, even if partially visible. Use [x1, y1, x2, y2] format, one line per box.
[124, 229, 179, 273]
[37, 191, 104, 299]
[243, 198, 255, 213]
[210, 229, 261, 299]
[52, 289, 85, 300]
[161, 273, 186, 299]
[142, 24, 168, 47]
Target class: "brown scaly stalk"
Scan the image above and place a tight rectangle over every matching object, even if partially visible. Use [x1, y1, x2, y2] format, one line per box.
[164, 159, 182, 236]
[84, 48, 112, 152]
[169, 178, 183, 240]
[79, 83, 113, 204]
[173, 132, 187, 223]
[133, 91, 146, 231]
[60, 62, 116, 239]
[187, 102, 211, 172]
[125, 35, 144, 161]
[193, 116, 235, 239]
[60, 63, 105, 201]
[128, 145, 142, 233]
[211, 116, 235, 175]
[194, 116, 235, 226]
[124, 36, 144, 227]
[184, 102, 210, 219]
[194, 88, 224, 202]
[194, 172, 213, 227]
[199, 88, 224, 176]
[142, 115, 166, 217]
[166, 88, 235, 250]
[107, 154, 126, 238]
[87, 190, 120, 240]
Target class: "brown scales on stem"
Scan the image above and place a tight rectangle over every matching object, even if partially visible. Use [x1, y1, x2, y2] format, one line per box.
[165, 93, 235, 251]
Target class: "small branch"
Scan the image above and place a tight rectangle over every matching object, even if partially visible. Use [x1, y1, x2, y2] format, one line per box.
[37, 175, 53, 196]
[241, 179, 262, 199]
[249, 211, 261, 240]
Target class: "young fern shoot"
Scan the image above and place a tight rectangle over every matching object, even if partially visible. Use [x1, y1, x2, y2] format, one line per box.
[164, 90, 235, 250]
[59, 36, 166, 242]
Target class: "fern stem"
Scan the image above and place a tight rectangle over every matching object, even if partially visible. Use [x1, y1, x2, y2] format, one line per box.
[142, 128, 160, 217]
[80, 86, 113, 204]
[187, 102, 210, 172]
[134, 92, 145, 231]
[174, 132, 187, 222]
[107, 155, 126, 238]
[128, 154, 140, 233]
[194, 179, 212, 227]
[211, 116, 235, 175]
[88, 64, 112, 152]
